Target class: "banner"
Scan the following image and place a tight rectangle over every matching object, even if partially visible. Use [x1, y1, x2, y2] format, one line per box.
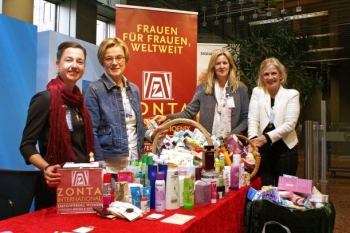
[56, 168, 103, 214]
[115, 5, 198, 128]
[197, 43, 229, 84]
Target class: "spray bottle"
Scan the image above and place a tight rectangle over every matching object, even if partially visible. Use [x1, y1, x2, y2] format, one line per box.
[230, 154, 241, 190]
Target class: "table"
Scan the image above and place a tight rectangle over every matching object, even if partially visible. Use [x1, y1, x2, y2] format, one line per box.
[0, 178, 261, 233]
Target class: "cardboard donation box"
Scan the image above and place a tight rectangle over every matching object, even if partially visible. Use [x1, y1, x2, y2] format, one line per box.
[57, 168, 103, 214]
[278, 176, 313, 194]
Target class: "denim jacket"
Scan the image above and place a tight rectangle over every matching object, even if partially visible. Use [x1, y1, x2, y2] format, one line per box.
[84, 74, 146, 161]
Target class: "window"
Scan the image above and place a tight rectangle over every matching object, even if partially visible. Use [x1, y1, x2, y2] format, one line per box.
[33, 0, 56, 32]
[96, 20, 107, 45]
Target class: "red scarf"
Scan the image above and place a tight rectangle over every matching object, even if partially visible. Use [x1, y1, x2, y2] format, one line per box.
[46, 77, 94, 165]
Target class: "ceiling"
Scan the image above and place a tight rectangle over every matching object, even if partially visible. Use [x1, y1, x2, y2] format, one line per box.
[113, 0, 350, 67]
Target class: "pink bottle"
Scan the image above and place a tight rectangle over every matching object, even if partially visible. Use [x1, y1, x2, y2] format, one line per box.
[155, 172, 165, 212]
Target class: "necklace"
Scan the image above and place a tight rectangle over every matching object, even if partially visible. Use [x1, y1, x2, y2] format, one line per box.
[71, 107, 82, 121]
[216, 88, 226, 115]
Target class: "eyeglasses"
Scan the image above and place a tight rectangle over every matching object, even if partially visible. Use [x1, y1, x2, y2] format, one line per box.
[104, 56, 125, 65]
[263, 72, 278, 78]
[212, 48, 230, 54]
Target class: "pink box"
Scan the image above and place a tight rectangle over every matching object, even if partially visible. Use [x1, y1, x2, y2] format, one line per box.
[278, 176, 313, 194]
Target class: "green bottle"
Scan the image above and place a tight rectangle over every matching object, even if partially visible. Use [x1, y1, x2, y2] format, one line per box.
[183, 172, 195, 210]
[141, 154, 148, 185]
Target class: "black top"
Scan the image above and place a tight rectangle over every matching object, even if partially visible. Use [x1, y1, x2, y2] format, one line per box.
[19, 90, 87, 164]
[263, 97, 289, 152]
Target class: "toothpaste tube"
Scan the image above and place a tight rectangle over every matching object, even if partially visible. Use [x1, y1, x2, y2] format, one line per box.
[290, 193, 305, 206]
[281, 199, 295, 208]
[278, 191, 294, 199]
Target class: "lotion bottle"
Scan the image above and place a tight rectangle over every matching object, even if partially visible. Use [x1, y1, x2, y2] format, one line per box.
[178, 166, 186, 207]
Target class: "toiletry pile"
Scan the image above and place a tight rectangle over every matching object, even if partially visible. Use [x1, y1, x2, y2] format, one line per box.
[96, 121, 261, 220]
[247, 175, 329, 210]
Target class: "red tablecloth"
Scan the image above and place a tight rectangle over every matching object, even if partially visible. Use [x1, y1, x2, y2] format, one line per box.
[0, 178, 261, 233]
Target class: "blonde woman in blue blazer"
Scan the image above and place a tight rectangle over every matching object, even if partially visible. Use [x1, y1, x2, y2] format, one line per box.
[248, 57, 300, 186]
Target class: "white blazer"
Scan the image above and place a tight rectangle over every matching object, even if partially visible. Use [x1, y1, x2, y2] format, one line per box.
[248, 86, 300, 149]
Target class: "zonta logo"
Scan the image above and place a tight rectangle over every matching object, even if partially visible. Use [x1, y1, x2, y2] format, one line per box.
[71, 170, 89, 186]
[143, 71, 172, 100]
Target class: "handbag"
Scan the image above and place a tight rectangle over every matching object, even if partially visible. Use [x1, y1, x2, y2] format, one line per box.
[262, 221, 291, 233]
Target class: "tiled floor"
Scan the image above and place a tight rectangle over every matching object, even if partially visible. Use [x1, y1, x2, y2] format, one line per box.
[296, 151, 350, 233]
[325, 173, 350, 233]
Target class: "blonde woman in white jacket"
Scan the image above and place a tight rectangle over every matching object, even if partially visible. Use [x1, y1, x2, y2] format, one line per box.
[248, 57, 300, 186]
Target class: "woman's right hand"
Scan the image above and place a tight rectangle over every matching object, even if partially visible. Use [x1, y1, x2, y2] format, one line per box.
[153, 115, 167, 125]
[44, 164, 62, 187]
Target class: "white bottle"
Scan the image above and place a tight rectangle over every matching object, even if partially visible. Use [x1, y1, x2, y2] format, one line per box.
[141, 196, 147, 214]
[178, 166, 187, 207]
[165, 165, 180, 210]
[223, 166, 231, 195]
[230, 154, 241, 190]
[155, 171, 165, 212]
[239, 162, 245, 188]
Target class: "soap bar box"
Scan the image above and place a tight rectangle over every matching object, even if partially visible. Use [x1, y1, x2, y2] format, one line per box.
[247, 187, 262, 201]
[195, 181, 211, 206]
[278, 176, 313, 195]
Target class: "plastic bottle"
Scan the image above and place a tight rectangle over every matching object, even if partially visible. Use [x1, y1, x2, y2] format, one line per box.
[102, 173, 112, 205]
[239, 162, 245, 188]
[214, 160, 221, 174]
[183, 171, 195, 210]
[220, 146, 232, 166]
[141, 154, 148, 185]
[178, 166, 186, 207]
[141, 196, 148, 214]
[155, 172, 165, 212]
[148, 164, 158, 209]
[165, 164, 179, 210]
[217, 175, 225, 199]
[230, 154, 241, 190]
[223, 166, 230, 195]
[210, 180, 217, 203]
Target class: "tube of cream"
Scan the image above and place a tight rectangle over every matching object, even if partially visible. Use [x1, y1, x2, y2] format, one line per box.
[210, 180, 217, 204]
[290, 193, 305, 206]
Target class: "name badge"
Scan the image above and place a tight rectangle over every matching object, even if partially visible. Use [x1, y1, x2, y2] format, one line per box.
[226, 96, 235, 109]
[269, 110, 275, 124]
[124, 102, 133, 118]
[66, 110, 73, 131]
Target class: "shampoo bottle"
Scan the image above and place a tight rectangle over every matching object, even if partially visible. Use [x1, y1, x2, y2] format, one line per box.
[165, 164, 179, 210]
[155, 171, 165, 212]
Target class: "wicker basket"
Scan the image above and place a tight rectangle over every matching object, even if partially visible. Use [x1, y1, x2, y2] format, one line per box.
[151, 118, 260, 179]
[233, 134, 261, 179]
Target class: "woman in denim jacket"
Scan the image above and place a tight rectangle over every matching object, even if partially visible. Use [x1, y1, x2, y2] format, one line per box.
[84, 38, 163, 171]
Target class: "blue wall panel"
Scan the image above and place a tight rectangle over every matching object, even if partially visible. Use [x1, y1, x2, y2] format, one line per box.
[0, 15, 103, 171]
[0, 14, 37, 170]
